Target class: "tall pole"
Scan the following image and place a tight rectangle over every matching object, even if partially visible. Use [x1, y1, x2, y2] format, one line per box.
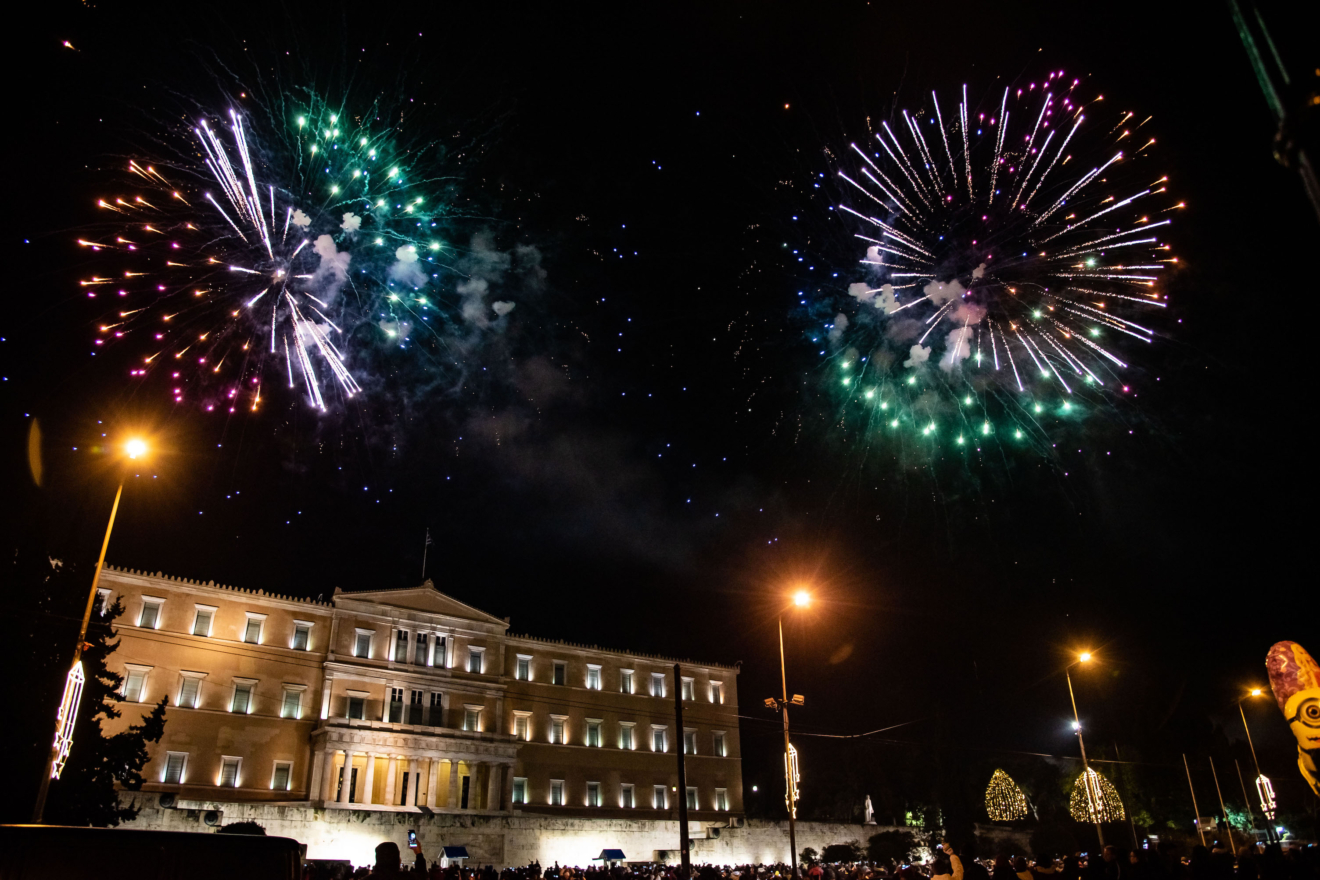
[674, 663, 691, 880]
[1184, 754, 1207, 847]
[33, 480, 125, 822]
[1239, 700, 1277, 843]
[1234, 760, 1259, 842]
[779, 615, 799, 878]
[421, 529, 430, 581]
[1066, 666, 1105, 847]
[1208, 757, 1235, 852]
[1113, 742, 1140, 850]
[1239, 702, 1263, 781]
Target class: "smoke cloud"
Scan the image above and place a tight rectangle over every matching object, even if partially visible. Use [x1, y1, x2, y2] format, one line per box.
[925, 278, 967, 306]
[310, 234, 350, 300]
[828, 313, 849, 344]
[389, 244, 428, 289]
[291, 209, 311, 228]
[904, 344, 931, 368]
[341, 212, 362, 233]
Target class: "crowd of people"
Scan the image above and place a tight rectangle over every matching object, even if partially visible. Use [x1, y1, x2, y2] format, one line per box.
[304, 838, 1317, 880]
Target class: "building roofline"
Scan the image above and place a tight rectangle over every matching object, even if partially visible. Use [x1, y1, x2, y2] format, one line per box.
[102, 565, 332, 607]
[506, 631, 740, 672]
[332, 581, 508, 627]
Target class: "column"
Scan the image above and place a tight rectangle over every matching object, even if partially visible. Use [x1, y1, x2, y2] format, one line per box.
[384, 757, 398, 806]
[427, 758, 442, 807]
[321, 750, 338, 801]
[361, 753, 376, 805]
[448, 760, 460, 809]
[404, 758, 419, 807]
[337, 749, 355, 805]
[502, 763, 515, 812]
[486, 762, 502, 812]
[309, 749, 325, 804]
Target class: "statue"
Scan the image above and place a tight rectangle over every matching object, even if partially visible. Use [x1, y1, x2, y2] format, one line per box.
[1266, 640, 1320, 797]
[864, 794, 876, 825]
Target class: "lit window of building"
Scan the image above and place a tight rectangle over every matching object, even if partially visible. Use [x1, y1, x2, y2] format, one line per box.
[219, 756, 241, 788]
[272, 761, 293, 791]
[162, 752, 187, 785]
[587, 781, 601, 807]
[620, 669, 634, 693]
[553, 661, 567, 686]
[138, 598, 163, 629]
[231, 679, 257, 714]
[177, 673, 203, 709]
[620, 783, 635, 808]
[710, 681, 724, 704]
[651, 725, 667, 753]
[653, 785, 667, 809]
[123, 665, 150, 702]
[586, 719, 602, 747]
[292, 621, 312, 651]
[713, 731, 727, 757]
[681, 677, 695, 701]
[619, 722, 636, 750]
[550, 779, 565, 806]
[468, 647, 484, 674]
[683, 729, 697, 755]
[512, 777, 527, 803]
[354, 629, 373, 658]
[650, 673, 665, 698]
[586, 665, 602, 690]
[243, 613, 266, 645]
[516, 655, 532, 681]
[192, 605, 215, 637]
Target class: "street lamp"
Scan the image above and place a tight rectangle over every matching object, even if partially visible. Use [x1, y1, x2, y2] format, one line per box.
[1238, 688, 1278, 842]
[766, 589, 810, 878]
[1065, 651, 1105, 847]
[32, 436, 150, 823]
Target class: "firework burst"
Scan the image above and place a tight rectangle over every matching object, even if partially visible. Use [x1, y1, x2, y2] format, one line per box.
[82, 94, 496, 414]
[825, 71, 1180, 450]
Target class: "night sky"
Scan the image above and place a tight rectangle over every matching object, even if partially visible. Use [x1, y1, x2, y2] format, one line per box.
[4, 0, 1316, 829]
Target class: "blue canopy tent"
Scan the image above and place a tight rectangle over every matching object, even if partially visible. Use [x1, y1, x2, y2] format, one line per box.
[440, 846, 470, 868]
[595, 850, 627, 865]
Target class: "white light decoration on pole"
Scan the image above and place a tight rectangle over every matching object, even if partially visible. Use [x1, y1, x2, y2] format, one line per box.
[784, 743, 801, 819]
[1256, 774, 1276, 821]
[51, 662, 86, 779]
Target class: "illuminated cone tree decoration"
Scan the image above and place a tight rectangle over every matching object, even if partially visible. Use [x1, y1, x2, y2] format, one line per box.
[1069, 767, 1125, 823]
[985, 769, 1029, 821]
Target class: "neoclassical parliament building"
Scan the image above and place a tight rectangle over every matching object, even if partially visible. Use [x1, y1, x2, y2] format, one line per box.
[99, 567, 743, 820]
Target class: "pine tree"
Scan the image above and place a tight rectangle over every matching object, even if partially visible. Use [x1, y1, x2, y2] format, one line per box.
[46, 597, 167, 826]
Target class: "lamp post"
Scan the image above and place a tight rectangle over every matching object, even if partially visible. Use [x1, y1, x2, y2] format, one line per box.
[766, 589, 810, 879]
[32, 437, 149, 823]
[1238, 688, 1278, 843]
[1065, 652, 1105, 848]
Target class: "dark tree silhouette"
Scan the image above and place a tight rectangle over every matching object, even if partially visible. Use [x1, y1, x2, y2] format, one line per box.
[46, 597, 167, 826]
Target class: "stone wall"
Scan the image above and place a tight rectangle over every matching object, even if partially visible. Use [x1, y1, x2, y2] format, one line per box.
[118, 797, 975, 868]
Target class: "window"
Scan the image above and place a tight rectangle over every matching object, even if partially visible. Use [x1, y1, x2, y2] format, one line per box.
[292, 621, 312, 651]
[653, 785, 668, 809]
[408, 689, 424, 725]
[347, 692, 366, 720]
[652, 725, 667, 753]
[138, 598, 162, 629]
[550, 779, 564, 806]
[272, 761, 293, 791]
[388, 687, 404, 723]
[281, 686, 304, 719]
[123, 665, 150, 702]
[713, 731, 727, 757]
[354, 629, 373, 658]
[682, 677, 695, 701]
[467, 648, 484, 674]
[621, 669, 634, 694]
[415, 633, 429, 666]
[97, 588, 112, 616]
[219, 756, 241, 788]
[550, 716, 567, 745]
[231, 679, 257, 714]
[683, 729, 697, 755]
[620, 783, 635, 808]
[619, 722, 636, 750]
[394, 630, 409, 662]
[463, 705, 482, 732]
[587, 781, 601, 807]
[553, 661, 567, 686]
[686, 787, 698, 810]
[243, 613, 266, 644]
[512, 777, 527, 804]
[513, 712, 531, 741]
[715, 788, 729, 811]
[516, 655, 531, 681]
[163, 752, 187, 785]
[586, 665, 602, 690]
[710, 681, 724, 704]
[191, 605, 215, 637]
[429, 692, 444, 726]
[586, 719, 602, 747]
[434, 636, 447, 667]
[177, 673, 203, 709]
[650, 673, 665, 698]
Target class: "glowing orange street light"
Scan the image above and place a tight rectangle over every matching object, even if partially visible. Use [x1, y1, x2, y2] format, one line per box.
[771, 588, 811, 878]
[33, 436, 151, 822]
[792, 589, 811, 608]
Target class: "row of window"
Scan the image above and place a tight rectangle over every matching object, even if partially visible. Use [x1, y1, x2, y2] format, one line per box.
[122, 592, 315, 651]
[512, 779, 730, 811]
[344, 690, 485, 732]
[513, 657, 726, 704]
[123, 666, 309, 719]
[160, 752, 294, 791]
[512, 714, 728, 756]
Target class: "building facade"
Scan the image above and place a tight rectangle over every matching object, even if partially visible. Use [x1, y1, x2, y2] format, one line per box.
[97, 567, 743, 822]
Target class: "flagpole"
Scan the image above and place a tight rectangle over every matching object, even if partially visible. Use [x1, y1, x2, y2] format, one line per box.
[422, 529, 430, 581]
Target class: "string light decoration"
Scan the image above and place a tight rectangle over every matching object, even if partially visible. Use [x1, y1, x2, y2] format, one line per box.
[1069, 768, 1125, 823]
[985, 769, 1029, 821]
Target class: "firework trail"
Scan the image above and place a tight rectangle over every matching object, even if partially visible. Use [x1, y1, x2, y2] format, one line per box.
[82, 95, 510, 414]
[827, 71, 1180, 449]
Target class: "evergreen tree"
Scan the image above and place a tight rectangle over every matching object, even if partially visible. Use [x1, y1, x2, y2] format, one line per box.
[46, 597, 167, 826]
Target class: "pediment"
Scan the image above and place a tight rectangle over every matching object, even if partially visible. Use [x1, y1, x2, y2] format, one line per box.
[333, 581, 507, 628]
